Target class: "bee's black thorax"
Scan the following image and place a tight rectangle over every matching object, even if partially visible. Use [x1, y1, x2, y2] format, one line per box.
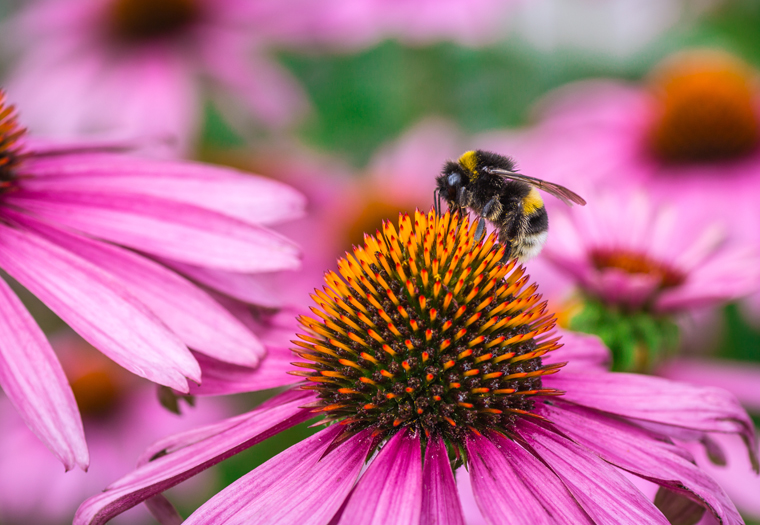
[472, 150, 517, 173]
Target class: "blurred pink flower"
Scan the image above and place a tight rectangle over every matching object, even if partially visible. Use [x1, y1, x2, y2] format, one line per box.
[245, 0, 523, 50]
[477, 50, 760, 243]
[75, 211, 755, 525]
[2, 0, 523, 149]
[0, 94, 303, 471]
[0, 330, 231, 525]
[2, 0, 311, 151]
[541, 190, 760, 314]
[519, 50, 760, 173]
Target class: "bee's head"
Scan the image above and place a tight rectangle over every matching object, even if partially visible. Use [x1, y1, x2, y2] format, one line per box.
[437, 160, 466, 201]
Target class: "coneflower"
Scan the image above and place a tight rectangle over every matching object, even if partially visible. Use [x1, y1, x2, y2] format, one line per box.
[77, 210, 755, 525]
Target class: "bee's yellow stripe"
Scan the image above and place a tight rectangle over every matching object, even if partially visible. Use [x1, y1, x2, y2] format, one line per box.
[459, 151, 478, 180]
[522, 188, 544, 214]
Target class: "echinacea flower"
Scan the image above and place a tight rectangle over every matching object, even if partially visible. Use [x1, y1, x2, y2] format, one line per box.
[76, 210, 756, 525]
[0, 93, 303, 471]
[538, 189, 760, 371]
[2, 0, 310, 150]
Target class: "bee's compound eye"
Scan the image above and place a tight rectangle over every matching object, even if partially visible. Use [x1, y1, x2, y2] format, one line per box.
[448, 173, 461, 186]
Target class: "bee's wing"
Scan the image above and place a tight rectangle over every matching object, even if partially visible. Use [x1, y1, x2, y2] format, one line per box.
[486, 168, 587, 206]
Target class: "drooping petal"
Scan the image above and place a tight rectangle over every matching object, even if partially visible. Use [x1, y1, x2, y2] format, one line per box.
[0, 277, 88, 471]
[185, 425, 371, 525]
[543, 371, 758, 466]
[657, 357, 760, 412]
[0, 221, 198, 392]
[338, 429, 423, 525]
[421, 435, 465, 525]
[515, 420, 669, 524]
[18, 212, 264, 366]
[22, 153, 306, 225]
[74, 390, 315, 525]
[188, 348, 299, 396]
[682, 433, 760, 522]
[465, 431, 591, 525]
[541, 401, 743, 525]
[7, 191, 300, 272]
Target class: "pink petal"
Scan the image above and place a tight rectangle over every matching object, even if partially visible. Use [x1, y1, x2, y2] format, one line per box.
[23, 153, 305, 226]
[657, 357, 760, 412]
[74, 390, 314, 525]
[188, 348, 299, 396]
[466, 431, 591, 524]
[421, 435, 465, 525]
[542, 329, 610, 371]
[542, 401, 743, 524]
[19, 213, 264, 366]
[185, 425, 371, 524]
[338, 429, 423, 525]
[7, 191, 300, 272]
[516, 420, 669, 524]
[0, 277, 88, 471]
[159, 259, 283, 308]
[544, 371, 757, 465]
[0, 221, 198, 392]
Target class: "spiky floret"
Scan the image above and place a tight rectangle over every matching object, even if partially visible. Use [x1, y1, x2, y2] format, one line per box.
[0, 93, 25, 192]
[291, 210, 564, 449]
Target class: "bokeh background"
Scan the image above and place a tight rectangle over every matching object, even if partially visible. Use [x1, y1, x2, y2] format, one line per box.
[1, 0, 760, 523]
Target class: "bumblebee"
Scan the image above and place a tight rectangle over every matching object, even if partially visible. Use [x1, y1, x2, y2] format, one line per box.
[434, 150, 586, 261]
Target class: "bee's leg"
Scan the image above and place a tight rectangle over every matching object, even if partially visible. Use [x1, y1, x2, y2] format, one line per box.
[457, 187, 467, 207]
[475, 198, 498, 242]
[434, 188, 441, 215]
[475, 217, 487, 241]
